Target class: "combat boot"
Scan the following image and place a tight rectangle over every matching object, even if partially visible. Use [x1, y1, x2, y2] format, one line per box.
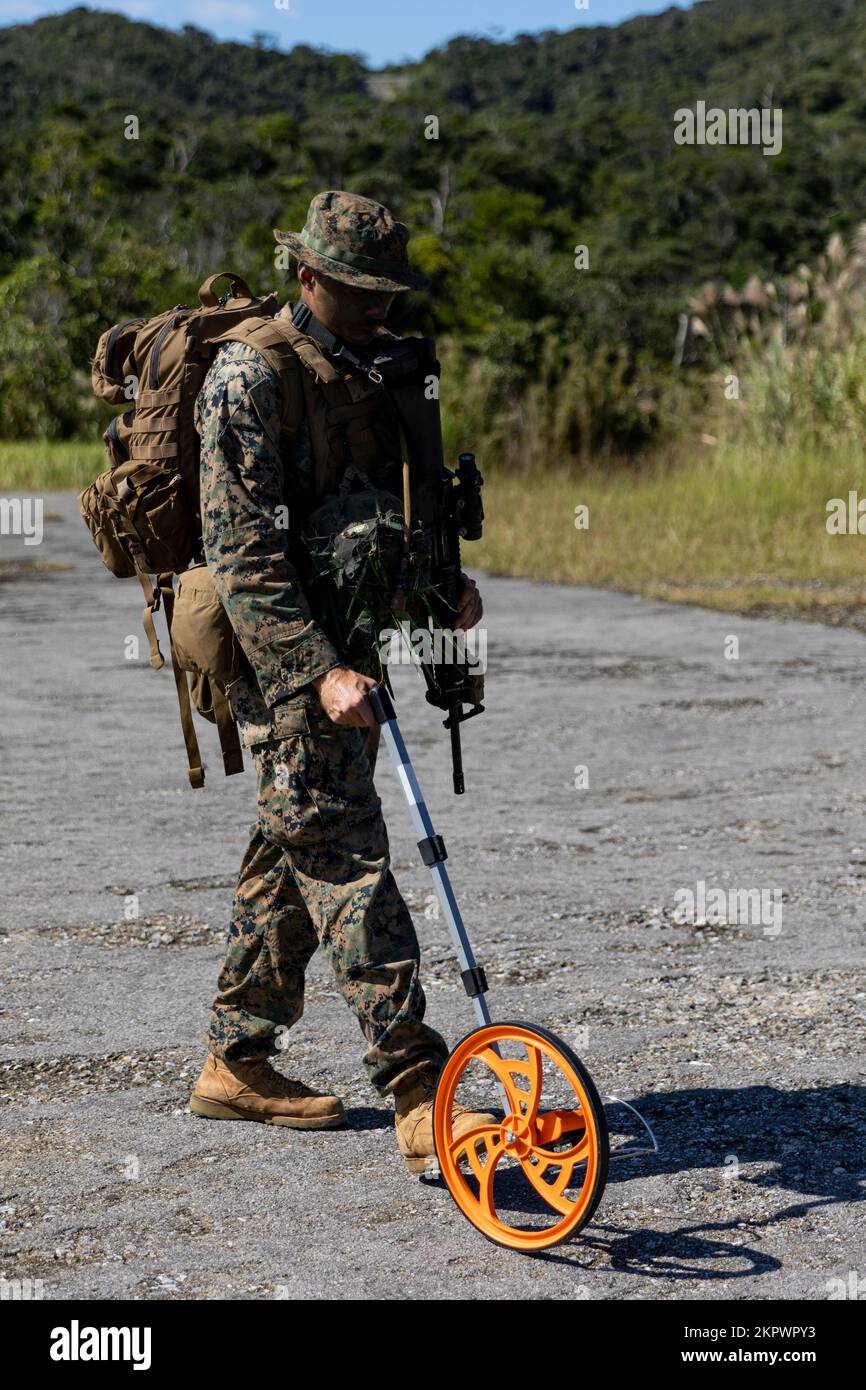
[189, 1054, 345, 1129]
[393, 1070, 497, 1174]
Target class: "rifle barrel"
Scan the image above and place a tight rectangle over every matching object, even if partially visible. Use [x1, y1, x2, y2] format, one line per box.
[449, 699, 465, 794]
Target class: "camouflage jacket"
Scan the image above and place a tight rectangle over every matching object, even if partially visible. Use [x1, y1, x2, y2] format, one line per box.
[194, 303, 404, 747]
[195, 309, 341, 747]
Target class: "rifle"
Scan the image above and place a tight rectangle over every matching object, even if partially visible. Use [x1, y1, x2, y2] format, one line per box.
[420, 452, 485, 794]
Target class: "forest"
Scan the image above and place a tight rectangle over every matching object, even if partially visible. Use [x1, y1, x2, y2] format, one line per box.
[2, 0, 866, 466]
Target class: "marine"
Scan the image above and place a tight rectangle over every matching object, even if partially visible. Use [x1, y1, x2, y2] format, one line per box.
[187, 190, 495, 1170]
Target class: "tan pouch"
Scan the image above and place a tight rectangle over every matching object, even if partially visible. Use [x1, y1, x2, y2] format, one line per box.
[172, 564, 243, 695]
[91, 318, 146, 403]
[171, 564, 244, 776]
[77, 457, 194, 578]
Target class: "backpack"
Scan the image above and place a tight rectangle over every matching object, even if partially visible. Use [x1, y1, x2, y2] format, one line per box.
[80, 277, 446, 787]
[79, 271, 289, 787]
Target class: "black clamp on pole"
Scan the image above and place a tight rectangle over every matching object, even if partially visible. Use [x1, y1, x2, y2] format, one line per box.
[460, 966, 488, 998]
[417, 833, 447, 866]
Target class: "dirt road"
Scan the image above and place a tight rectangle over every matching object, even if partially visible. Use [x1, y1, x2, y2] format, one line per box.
[1, 492, 864, 1300]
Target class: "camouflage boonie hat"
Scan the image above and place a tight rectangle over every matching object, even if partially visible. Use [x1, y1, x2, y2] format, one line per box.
[274, 190, 431, 293]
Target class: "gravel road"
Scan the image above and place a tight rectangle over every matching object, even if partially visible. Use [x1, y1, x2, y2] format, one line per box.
[1, 491, 864, 1301]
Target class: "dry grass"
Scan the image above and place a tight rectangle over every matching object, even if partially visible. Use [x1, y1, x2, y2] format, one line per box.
[0, 439, 102, 491]
[3, 435, 865, 623]
[469, 439, 866, 619]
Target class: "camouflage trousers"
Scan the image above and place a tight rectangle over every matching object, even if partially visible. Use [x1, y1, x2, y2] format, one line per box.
[208, 720, 449, 1094]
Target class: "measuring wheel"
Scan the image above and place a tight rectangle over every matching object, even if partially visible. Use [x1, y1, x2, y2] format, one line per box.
[433, 1022, 609, 1251]
[369, 684, 610, 1250]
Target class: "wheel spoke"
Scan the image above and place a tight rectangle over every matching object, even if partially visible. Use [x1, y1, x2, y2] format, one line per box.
[447, 1122, 501, 1163]
[450, 1125, 503, 1210]
[519, 1148, 586, 1216]
[518, 1042, 543, 1124]
[476, 1043, 543, 1123]
[534, 1130, 591, 1166]
[565, 1132, 591, 1163]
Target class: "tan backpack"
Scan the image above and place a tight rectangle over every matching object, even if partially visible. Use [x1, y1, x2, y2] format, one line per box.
[80, 272, 293, 788]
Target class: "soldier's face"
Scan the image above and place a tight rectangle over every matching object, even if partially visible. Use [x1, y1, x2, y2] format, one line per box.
[299, 267, 396, 345]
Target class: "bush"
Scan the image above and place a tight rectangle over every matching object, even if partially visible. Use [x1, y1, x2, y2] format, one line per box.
[0, 256, 100, 438]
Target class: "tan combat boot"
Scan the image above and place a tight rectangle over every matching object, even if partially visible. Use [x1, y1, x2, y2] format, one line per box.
[189, 1054, 345, 1129]
[394, 1071, 497, 1174]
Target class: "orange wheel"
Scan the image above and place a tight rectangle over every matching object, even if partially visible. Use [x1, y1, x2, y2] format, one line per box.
[433, 1022, 609, 1251]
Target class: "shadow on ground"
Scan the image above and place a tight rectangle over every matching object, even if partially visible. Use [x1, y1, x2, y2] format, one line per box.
[410, 1083, 865, 1280]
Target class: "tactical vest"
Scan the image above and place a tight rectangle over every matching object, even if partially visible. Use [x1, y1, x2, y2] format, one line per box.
[212, 309, 444, 522]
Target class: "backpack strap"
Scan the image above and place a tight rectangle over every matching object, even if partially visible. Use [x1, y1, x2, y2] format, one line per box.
[269, 319, 342, 385]
[158, 573, 205, 789]
[137, 571, 166, 669]
[211, 683, 244, 777]
[211, 316, 308, 443]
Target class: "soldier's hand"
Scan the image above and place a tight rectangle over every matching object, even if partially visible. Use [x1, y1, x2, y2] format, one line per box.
[313, 666, 378, 727]
[454, 572, 483, 631]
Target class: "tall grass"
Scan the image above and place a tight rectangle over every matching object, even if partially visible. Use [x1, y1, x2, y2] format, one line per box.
[0, 439, 102, 491]
[470, 437, 866, 613]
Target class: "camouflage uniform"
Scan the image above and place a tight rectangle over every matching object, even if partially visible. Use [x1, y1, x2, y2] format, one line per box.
[195, 298, 449, 1096]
